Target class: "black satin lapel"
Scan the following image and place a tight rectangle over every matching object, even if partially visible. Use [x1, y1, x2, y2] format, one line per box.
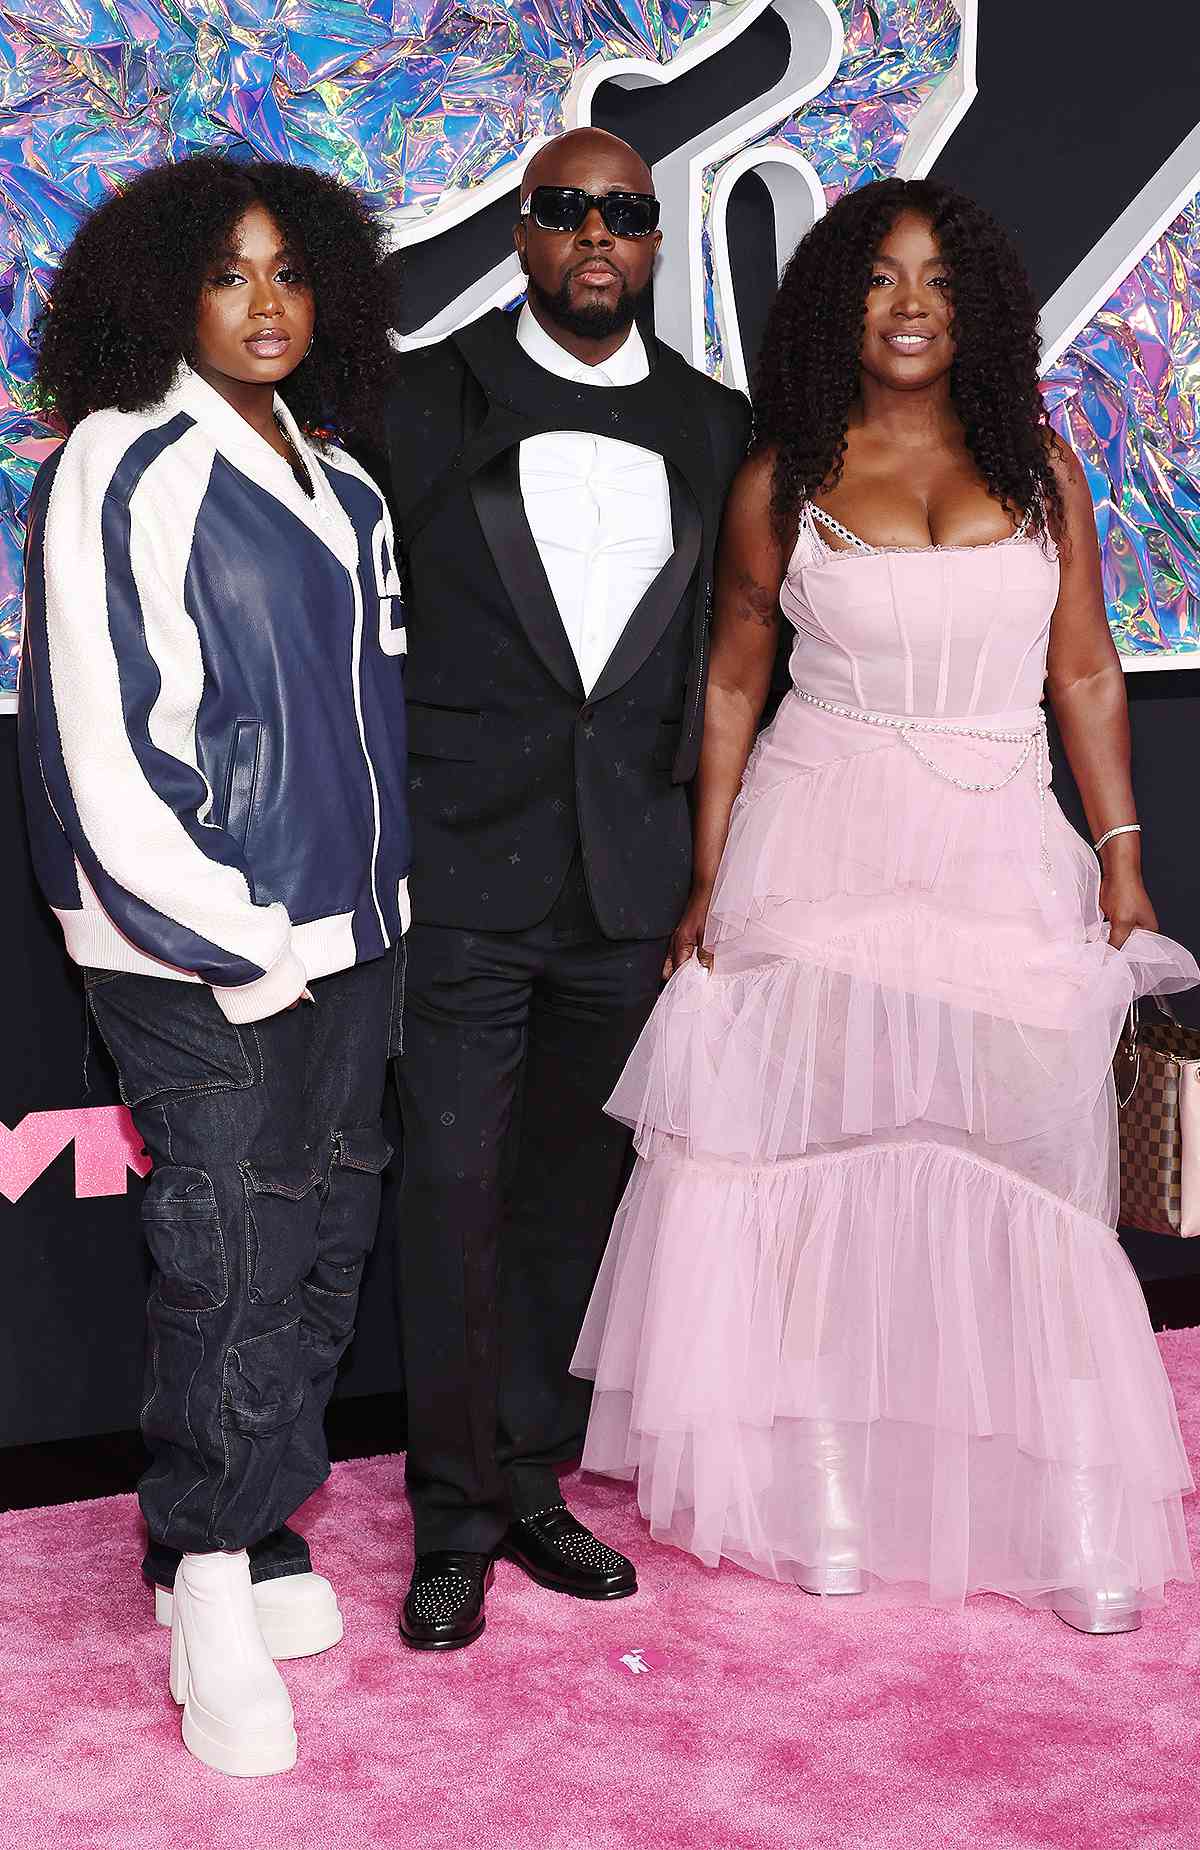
[469, 447, 584, 699]
[587, 466, 702, 706]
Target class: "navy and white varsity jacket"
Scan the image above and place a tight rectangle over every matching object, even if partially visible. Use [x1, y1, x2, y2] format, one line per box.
[19, 368, 410, 1024]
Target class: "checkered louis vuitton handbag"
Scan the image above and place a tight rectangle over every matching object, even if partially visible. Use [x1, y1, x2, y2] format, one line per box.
[1115, 996, 1200, 1236]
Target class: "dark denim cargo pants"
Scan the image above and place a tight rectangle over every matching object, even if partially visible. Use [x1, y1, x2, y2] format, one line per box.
[85, 943, 404, 1554]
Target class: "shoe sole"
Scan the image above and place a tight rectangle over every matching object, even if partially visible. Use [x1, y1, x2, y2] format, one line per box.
[497, 1550, 636, 1601]
[796, 1569, 865, 1597]
[398, 1613, 486, 1651]
[180, 1701, 298, 1778]
[1052, 1603, 1142, 1635]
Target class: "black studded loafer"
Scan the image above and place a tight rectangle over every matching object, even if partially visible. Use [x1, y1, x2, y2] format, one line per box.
[399, 1550, 494, 1651]
[499, 1503, 636, 1600]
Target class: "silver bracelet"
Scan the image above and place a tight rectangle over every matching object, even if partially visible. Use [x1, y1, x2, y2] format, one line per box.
[1093, 823, 1141, 854]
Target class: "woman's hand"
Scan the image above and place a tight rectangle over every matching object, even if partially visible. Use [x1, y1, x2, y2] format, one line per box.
[664, 885, 715, 978]
[1045, 439, 1159, 957]
[1101, 868, 1158, 948]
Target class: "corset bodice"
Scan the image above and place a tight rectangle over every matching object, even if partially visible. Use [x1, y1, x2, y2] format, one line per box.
[780, 511, 1060, 720]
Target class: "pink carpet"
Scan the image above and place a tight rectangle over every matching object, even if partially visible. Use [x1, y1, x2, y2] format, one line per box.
[3, 1332, 1199, 1850]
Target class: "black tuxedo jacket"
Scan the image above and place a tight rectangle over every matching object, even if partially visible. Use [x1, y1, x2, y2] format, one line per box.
[379, 310, 751, 940]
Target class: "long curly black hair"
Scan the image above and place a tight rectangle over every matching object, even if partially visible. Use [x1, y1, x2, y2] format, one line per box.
[752, 178, 1062, 542]
[34, 156, 396, 442]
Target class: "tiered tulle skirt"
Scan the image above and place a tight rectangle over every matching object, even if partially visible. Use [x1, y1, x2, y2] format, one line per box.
[572, 696, 1198, 1608]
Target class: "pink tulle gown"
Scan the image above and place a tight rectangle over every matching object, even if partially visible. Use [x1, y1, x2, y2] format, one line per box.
[572, 502, 1198, 1615]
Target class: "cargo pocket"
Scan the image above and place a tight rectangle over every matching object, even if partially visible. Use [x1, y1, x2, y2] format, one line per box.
[222, 1321, 303, 1435]
[241, 1162, 321, 1307]
[143, 1166, 227, 1311]
[311, 1127, 393, 1296]
[302, 1128, 393, 1375]
[87, 977, 256, 1108]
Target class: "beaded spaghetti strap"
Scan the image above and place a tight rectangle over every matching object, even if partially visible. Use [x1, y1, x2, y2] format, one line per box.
[805, 503, 874, 554]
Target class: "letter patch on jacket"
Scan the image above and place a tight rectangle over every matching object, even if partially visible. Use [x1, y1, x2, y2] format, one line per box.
[374, 516, 406, 657]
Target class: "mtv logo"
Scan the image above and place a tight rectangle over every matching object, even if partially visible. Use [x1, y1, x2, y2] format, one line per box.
[384, 1, 978, 392]
[0, 1107, 152, 1204]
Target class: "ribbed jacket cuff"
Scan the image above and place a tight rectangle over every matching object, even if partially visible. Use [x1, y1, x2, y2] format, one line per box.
[212, 946, 307, 1024]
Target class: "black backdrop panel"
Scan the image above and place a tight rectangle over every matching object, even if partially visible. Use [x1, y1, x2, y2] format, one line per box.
[3, 0, 1198, 1451]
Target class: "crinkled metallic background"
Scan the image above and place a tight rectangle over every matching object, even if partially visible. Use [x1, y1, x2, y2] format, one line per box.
[1043, 200, 1200, 661]
[0, 0, 713, 692]
[0, 0, 1196, 689]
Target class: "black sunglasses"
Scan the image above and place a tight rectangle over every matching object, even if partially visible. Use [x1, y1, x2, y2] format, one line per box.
[521, 185, 660, 240]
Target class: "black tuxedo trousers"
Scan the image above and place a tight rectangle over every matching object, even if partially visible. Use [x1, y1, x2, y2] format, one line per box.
[395, 857, 666, 1551]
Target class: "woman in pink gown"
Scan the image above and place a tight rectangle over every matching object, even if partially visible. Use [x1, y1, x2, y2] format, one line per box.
[572, 179, 1196, 1631]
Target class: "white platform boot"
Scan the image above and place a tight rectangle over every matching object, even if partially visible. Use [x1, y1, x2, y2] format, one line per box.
[156, 1570, 343, 1659]
[169, 1549, 298, 1776]
[1050, 1380, 1141, 1637]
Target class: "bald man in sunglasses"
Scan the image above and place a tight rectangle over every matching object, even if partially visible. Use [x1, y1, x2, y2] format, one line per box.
[380, 128, 751, 1651]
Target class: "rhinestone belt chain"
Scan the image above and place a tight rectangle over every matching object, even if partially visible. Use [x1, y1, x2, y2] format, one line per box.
[794, 687, 1052, 880]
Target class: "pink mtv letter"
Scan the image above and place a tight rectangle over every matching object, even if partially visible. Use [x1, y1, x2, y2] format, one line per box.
[0, 1107, 151, 1203]
[72, 1107, 152, 1198]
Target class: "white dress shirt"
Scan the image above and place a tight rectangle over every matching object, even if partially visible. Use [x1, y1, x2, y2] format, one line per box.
[515, 305, 674, 696]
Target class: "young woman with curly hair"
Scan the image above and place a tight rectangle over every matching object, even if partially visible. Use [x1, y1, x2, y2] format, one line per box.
[574, 179, 1197, 1632]
[20, 158, 410, 1774]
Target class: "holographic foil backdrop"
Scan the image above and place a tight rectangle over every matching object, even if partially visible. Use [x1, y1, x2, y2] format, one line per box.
[1043, 199, 1200, 661]
[0, 0, 1196, 690]
[0, 0, 715, 694]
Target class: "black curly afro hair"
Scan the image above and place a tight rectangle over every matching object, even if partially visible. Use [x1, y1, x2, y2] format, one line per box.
[752, 177, 1062, 543]
[34, 155, 397, 442]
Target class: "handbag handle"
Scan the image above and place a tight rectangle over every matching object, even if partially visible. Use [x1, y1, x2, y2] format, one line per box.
[1116, 1002, 1141, 1110]
[1116, 991, 1188, 1110]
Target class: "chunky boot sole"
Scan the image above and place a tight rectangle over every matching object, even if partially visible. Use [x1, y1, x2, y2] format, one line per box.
[169, 1610, 297, 1777]
[156, 1584, 344, 1660]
